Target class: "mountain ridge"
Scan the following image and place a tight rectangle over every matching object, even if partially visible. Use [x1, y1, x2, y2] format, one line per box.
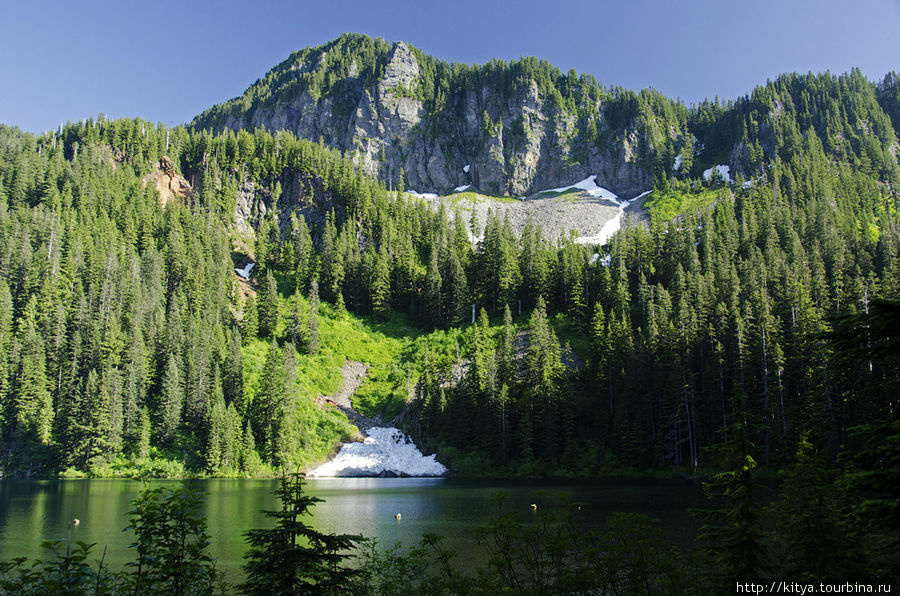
[190, 33, 900, 201]
[191, 33, 673, 197]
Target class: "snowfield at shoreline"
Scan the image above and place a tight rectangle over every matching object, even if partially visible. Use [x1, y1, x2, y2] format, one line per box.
[309, 427, 447, 477]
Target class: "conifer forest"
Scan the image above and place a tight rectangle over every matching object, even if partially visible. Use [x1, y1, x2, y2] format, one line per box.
[0, 34, 898, 593]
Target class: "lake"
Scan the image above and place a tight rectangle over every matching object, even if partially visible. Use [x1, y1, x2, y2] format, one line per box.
[0, 477, 706, 583]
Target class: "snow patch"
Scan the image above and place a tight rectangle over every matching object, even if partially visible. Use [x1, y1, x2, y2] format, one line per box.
[463, 164, 470, 173]
[741, 175, 763, 189]
[575, 212, 622, 246]
[406, 189, 438, 199]
[453, 184, 471, 193]
[308, 427, 446, 478]
[702, 164, 732, 183]
[543, 175, 619, 202]
[536, 178, 641, 246]
[673, 154, 683, 171]
[235, 261, 255, 280]
[630, 190, 652, 203]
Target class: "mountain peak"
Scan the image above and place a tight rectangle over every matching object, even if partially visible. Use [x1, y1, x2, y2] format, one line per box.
[191, 34, 655, 196]
[191, 35, 899, 200]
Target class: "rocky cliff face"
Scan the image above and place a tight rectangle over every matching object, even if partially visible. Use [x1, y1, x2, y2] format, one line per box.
[233, 169, 339, 241]
[194, 36, 900, 204]
[195, 36, 664, 198]
[142, 156, 194, 206]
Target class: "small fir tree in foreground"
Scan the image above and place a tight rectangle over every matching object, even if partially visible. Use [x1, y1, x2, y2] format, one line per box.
[125, 480, 220, 594]
[240, 472, 362, 595]
[693, 408, 769, 589]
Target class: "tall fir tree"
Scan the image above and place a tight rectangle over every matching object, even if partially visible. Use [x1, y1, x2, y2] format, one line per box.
[257, 269, 279, 339]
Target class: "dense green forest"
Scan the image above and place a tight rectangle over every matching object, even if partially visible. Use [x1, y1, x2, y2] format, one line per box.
[1, 35, 899, 591]
[0, 56, 898, 483]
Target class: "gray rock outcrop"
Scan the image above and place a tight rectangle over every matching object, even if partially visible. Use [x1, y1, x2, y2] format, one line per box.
[197, 37, 663, 199]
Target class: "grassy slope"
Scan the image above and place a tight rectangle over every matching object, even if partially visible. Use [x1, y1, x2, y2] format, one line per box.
[448, 190, 522, 205]
[239, 293, 478, 470]
[643, 187, 723, 223]
[246, 297, 600, 476]
[241, 301, 414, 470]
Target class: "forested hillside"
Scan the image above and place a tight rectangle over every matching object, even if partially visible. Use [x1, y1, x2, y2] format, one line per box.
[0, 46, 898, 478]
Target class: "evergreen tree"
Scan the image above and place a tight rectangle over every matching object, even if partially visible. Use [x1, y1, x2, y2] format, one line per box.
[137, 406, 151, 460]
[320, 210, 345, 308]
[290, 213, 313, 292]
[694, 415, 768, 589]
[258, 269, 279, 339]
[159, 353, 183, 444]
[0, 280, 13, 432]
[773, 434, 860, 580]
[446, 247, 469, 327]
[497, 305, 517, 389]
[223, 326, 244, 407]
[240, 473, 362, 595]
[288, 290, 310, 351]
[307, 278, 320, 355]
[241, 420, 263, 475]
[206, 388, 228, 474]
[243, 294, 259, 339]
[525, 297, 564, 459]
[256, 339, 287, 466]
[424, 244, 443, 329]
[469, 308, 493, 396]
[9, 297, 53, 464]
[370, 245, 392, 319]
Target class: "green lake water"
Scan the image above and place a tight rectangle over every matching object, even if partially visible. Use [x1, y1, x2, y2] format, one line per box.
[0, 477, 706, 583]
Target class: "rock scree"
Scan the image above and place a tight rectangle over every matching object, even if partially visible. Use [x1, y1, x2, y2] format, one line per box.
[317, 360, 384, 432]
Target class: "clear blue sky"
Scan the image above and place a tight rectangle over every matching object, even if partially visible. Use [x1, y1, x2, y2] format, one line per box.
[3, 0, 898, 134]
